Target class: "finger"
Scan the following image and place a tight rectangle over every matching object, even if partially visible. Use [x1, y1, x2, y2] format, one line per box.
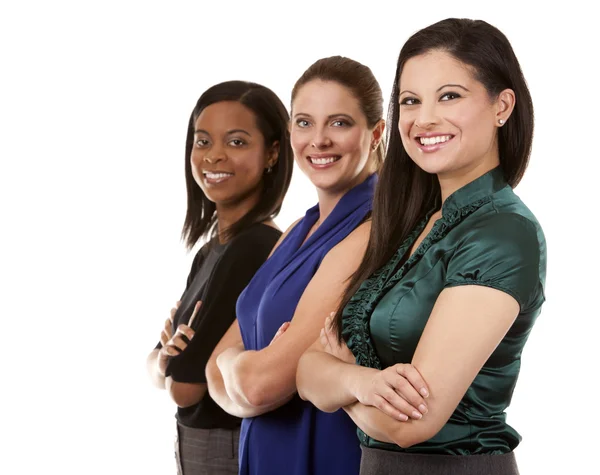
[325, 315, 334, 332]
[379, 384, 423, 419]
[175, 300, 181, 309]
[373, 395, 410, 422]
[175, 324, 195, 341]
[164, 318, 173, 338]
[160, 345, 180, 357]
[271, 322, 290, 343]
[319, 328, 329, 350]
[166, 336, 187, 353]
[160, 330, 170, 346]
[386, 373, 427, 413]
[188, 301, 202, 328]
[395, 364, 429, 398]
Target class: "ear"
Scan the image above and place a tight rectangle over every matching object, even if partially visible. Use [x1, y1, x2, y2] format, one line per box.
[267, 140, 280, 168]
[371, 119, 386, 148]
[495, 88, 516, 126]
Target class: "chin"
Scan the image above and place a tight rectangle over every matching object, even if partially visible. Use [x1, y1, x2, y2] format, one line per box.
[410, 154, 457, 176]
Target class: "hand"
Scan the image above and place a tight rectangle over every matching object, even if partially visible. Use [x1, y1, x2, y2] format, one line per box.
[352, 364, 430, 422]
[157, 301, 180, 376]
[157, 301, 201, 376]
[320, 313, 355, 364]
[269, 322, 290, 345]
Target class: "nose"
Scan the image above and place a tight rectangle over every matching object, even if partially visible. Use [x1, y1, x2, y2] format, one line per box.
[311, 127, 333, 149]
[413, 102, 440, 129]
[203, 144, 227, 164]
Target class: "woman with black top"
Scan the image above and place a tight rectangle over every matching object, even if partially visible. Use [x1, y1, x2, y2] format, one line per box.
[146, 80, 293, 475]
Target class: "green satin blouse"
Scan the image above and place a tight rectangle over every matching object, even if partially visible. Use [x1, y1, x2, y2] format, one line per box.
[342, 167, 547, 455]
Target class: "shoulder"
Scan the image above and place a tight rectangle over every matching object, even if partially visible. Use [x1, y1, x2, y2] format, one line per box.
[265, 217, 303, 257]
[323, 220, 371, 264]
[221, 223, 282, 261]
[459, 209, 541, 257]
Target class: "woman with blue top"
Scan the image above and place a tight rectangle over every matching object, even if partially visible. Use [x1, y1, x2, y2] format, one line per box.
[205, 56, 407, 475]
[297, 18, 546, 475]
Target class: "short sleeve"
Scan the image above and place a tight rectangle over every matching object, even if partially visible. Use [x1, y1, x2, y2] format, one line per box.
[165, 226, 281, 383]
[444, 213, 541, 310]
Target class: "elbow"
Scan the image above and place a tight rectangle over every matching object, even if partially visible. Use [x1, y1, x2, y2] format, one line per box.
[296, 355, 339, 413]
[241, 383, 268, 408]
[233, 360, 269, 407]
[166, 379, 204, 408]
[295, 357, 310, 402]
[390, 422, 439, 449]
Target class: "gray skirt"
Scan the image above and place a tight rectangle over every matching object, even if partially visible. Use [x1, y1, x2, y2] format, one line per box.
[175, 422, 240, 475]
[360, 446, 519, 475]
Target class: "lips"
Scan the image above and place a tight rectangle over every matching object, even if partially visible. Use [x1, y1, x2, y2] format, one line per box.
[202, 170, 234, 184]
[306, 154, 342, 169]
[414, 134, 455, 152]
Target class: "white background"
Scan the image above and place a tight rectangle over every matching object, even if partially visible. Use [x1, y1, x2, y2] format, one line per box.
[1, 1, 598, 474]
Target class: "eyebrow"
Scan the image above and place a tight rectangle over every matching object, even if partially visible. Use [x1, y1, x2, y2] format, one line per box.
[293, 113, 355, 121]
[194, 128, 251, 136]
[399, 84, 470, 96]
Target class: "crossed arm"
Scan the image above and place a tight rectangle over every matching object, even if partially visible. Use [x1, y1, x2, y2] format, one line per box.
[205, 222, 372, 417]
[297, 284, 521, 447]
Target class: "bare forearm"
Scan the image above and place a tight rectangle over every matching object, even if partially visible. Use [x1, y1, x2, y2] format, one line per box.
[344, 403, 432, 448]
[146, 350, 166, 389]
[165, 378, 207, 408]
[297, 350, 372, 412]
[207, 356, 289, 417]
[217, 347, 295, 407]
[216, 346, 256, 407]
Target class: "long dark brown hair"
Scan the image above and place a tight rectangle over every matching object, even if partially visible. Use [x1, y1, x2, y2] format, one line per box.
[182, 81, 293, 249]
[335, 18, 535, 338]
[291, 56, 386, 168]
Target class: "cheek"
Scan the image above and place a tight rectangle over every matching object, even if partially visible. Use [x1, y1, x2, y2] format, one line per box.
[337, 128, 365, 154]
[190, 150, 203, 177]
[398, 118, 412, 144]
[290, 130, 309, 155]
[236, 151, 267, 179]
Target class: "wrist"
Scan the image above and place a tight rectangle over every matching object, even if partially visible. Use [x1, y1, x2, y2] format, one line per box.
[346, 365, 375, 400]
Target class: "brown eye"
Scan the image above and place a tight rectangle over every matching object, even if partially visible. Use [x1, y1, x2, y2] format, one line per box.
[400, 97, 419, 106]
[440, 92, 461, 101]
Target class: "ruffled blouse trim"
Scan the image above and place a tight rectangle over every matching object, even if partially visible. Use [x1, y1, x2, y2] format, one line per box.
[342, 196, 492, 369]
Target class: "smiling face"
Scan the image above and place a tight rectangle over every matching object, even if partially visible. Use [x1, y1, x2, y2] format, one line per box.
[398, 50, 505, 179]
[190, 100, 276, 207]
[290, 80, 377, 195]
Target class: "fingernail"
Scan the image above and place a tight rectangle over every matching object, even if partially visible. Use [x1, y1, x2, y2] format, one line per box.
[412, 411, 422, 419]
[399, 414, 408, 421]
[420, 388, 429, 398]
[419, 404, 428, 414]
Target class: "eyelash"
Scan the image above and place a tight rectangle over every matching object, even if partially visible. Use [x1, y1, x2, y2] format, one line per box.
[295, 119, 350, 127]
[195, 139, 246, 148]
[400, 92, 462, 105]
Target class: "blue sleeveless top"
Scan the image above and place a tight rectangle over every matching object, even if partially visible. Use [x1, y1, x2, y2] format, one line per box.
[236, 174, 376, 475]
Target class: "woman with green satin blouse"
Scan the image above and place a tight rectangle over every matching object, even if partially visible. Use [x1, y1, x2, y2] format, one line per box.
[296, 18, 546, 475]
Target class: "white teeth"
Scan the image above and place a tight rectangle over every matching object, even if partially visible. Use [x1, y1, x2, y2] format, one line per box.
[204, 172, 233, 180]
[310, 156, 339, 165]
[419, 135, 452, 146]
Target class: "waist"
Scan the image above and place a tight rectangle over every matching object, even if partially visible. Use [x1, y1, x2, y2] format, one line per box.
[360, 446, 519, 475]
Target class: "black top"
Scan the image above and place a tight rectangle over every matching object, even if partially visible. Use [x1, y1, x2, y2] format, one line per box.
[155, 223, 282, 429]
